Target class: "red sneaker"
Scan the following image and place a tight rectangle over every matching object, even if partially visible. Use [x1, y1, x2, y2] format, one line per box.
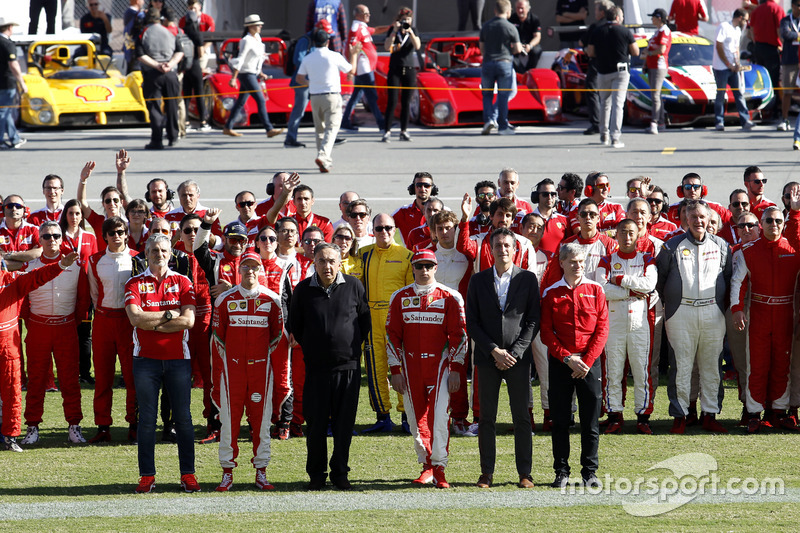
[199, 430, 220, 444]
[670, 417, 686, 435]
[778, 415, 800, 431]
[433, 465, 450, 489]
[255, 468, 275, 490]
[747, 417, 761, 434]
[636, 422, 653, 435]
[604, 414, 624, 434]
[277, 426, 289, 440]
[135, 476, 156, 494]
[88, 428, 111, 444]
[180, 474, 201, 493]
[412, 464, 434, 485]
[216, 470, 233, 492]
[701, 414, 728, 434]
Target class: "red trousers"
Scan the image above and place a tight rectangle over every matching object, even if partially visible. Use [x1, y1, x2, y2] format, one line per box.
[746, 302, 794, 413]
[24, 318, 83, 426]
[92, 311, 136, 426]
[189, 316, 211, 419]
[269, 335, 291, 424]
[0, 329, 23, 436]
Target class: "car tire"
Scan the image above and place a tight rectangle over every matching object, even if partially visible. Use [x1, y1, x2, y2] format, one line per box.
[203, 81, 217, 127]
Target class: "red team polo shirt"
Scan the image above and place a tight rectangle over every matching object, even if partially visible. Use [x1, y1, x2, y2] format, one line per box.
[124, 268, 196, 360]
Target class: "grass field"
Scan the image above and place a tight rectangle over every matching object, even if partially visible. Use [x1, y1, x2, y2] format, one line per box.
[1, 372, 798, 531]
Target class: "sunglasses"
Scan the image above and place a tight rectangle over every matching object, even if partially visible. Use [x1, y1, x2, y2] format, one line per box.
[349, 212, 368, 219]
[130, 210, 148, 216]
[579, 211, 599, 219]
[595, 183, 610, 190]
[764, 217, 784, 225]
[333, 234, 353, 241]
[4, 203, 23, 210]
[628, 187, 641, 193]
[182, 227, 199, 235]
[40, 233, 62, 241]
[104, 197, 121, 205]
[731, 201, 749, 208]
[413, 263, 435, 270]
[647, 198, 663, 204]
[374, 225, 394, 233]
[238, 201, 255, 208]
[539, 191, 558, 197]
[747, 178, 767, 185]
[106, 229, 126, 237]
[476, 193, 495, 200]
[737, 222, 758, 229]
[259, 235, 278, 243]
[151, 228, 170, 235]
[682, 184, 702, 191]
[415, 182, 433, 189]
[302, 238, 322, 246]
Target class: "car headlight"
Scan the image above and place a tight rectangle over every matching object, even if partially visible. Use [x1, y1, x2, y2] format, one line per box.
[29, 98, 47, 111]
[545, 98, 561, 117]
[38, 109, 54, 123]
[221, 97, 235, 111]
[433, 102, 452, 122]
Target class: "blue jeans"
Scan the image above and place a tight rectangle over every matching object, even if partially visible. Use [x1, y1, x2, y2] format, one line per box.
[225, 73, 274, 132]
[341, 72, 385, 130]
[0, 88, 21, 145]
[481, 60, 513, 129]
[713, 68, 749, 127]
[285, 81, 309, 143]
[133, 357, 195, 477]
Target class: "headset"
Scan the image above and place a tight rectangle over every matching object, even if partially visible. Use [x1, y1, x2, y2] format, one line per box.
[144, 178, 175, 203]
[676, 183, 707, 198]
[583, 172, 608, 198]
[266, 182, 275, 196]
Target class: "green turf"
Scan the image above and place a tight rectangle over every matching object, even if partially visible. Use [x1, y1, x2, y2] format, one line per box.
[1, 371, 798, 529]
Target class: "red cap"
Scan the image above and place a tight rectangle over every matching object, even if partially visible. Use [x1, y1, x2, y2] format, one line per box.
[315, 18, 333, 35]
[411, 249, 437, 265]
[240, 252, 262, 265]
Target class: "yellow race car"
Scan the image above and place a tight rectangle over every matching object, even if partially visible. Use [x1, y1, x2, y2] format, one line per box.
[20, 39, 149, 127]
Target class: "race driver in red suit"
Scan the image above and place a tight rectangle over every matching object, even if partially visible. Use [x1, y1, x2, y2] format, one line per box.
[731, 200, 800, 433]
[212, 252, 283, 492]
[0, 250, 79, 452]
[386, 249, 467, 489]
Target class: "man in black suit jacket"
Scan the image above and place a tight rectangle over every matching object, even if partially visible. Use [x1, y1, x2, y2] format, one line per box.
[465, 227, 540, 489]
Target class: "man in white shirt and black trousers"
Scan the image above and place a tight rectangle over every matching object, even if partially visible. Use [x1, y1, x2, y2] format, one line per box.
[296, 29, 358, 173]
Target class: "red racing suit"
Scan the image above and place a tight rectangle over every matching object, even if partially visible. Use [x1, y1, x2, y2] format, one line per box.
[23, 253, 90, 427]
[731, 212, 800, 414]
[648, 215, 678, 242]
[456, 221, 534, 272]
[596, 250, 658, 415]
[567, 201, 625, 233]
[386, 282, 467, 466]
[0, 262, 70, 437]
[392, 202, 425, 245]
[533, 207, 571, 255]
[212, 284, 283, 469]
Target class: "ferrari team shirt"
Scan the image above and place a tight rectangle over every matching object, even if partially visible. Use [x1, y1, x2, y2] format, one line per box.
[349, 19, 377, 75]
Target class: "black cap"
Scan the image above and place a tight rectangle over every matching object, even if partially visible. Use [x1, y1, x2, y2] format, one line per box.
[313, 28, 329, 47]
[648, 8, 668, 20]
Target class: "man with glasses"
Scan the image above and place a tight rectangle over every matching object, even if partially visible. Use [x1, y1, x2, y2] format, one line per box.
[530, 178, 570, 254]
[333, 191, 361, 230]
[719, 189, 752, 245]
[386, 249, 467, 488]
[732, 201, 800, 433]
[459, 197, 535, 272]
[469, 181, 498, 236]
[567, 172, 624, 234]
[0, 195, 42, 264]
[361, 213, 414, 433]
[79, 0, 113, 55]
[28, 175, 64, 226]
[666, 173, 731, 227]
[394, 172, 437, 244]
[19, 222, 89, 446]
[293, 185, 333, 243]
[646, 186, 677, 241]
[166, 180, 222, 248]
[346, 199, 374, 248]
[407, 198, 443, 251]
[255, 171, 299, 222]
[657, 201, 732, 435]
[556, 172, 582, 217]
[115, 150, 175, 218]
[86, 217, 139, 444]
[230, 191, 258, 242]
[742, 166, 776, 219]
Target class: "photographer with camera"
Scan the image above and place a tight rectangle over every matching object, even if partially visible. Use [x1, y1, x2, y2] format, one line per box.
[382, 7, 421, 143]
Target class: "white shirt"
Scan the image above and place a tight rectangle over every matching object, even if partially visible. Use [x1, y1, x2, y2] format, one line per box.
[232, 33, 266, 75]
[712, 21, 741, 71]
[434, 244, 470, 293]
[297, 46, 353, 94]
[493, 265, 512, 310]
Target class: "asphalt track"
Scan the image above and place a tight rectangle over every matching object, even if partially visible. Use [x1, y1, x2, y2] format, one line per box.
[3, 114, 800, 222]
[1, 488, 798, 521]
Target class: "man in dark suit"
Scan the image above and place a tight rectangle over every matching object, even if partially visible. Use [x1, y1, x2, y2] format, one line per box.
[466, 227, 540, 489]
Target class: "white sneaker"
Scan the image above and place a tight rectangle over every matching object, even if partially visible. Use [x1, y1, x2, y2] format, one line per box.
[648, 122, 658, 135]
[381, 131, 391, 143]
[600, 134, 609, 145]
[498, 127, 516, 135]
[68, 425, 86, 443]
[611, 140, 625, 148]
[715, 124, 725, 131]
[465, 422, 479, 437]
[742, 121, 755, 131]
[199, 123, 212, 132]
[12, 138, 27, 149]
[20, 425, 39, 445]
[481, 122, 495, 135]
[778, 120, 790, 131]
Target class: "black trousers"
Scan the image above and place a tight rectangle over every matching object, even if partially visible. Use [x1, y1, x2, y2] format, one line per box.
[585, 62, 599, 128]
[304, 367, 360, 483]
[77, 318, 92, 379]
[142, 69, 180, 147]
[476, 359, 532, 476]
[29, 0, 57, 34]
[183, 61, 206, 121]
[753, 42, 780, 114]
[549, 356, 601, 478]
[384, 67, 416, 132]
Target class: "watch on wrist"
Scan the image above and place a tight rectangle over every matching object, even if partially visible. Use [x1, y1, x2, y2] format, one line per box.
[163, 310, 174, 321]
[563, 355, 571, 364]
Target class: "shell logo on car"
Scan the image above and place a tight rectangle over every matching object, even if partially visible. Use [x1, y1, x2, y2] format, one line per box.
[74, 85, 114, 103]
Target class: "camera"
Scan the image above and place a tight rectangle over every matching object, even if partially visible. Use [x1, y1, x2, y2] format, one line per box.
[401, 21, 410, 30]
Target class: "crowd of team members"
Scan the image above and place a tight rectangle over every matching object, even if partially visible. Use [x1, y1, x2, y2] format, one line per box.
[1, 152, 800, 492]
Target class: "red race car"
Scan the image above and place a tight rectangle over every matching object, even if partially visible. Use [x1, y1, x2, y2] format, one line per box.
[373, 33, 563, 127]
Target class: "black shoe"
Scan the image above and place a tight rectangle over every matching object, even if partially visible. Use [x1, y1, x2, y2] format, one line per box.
[161, 425, 177, 443]
[334, 137, 347, 145]
[79, 376, 95, 385]
[551, 473, 569, 488]
[400, 413, 412, 435]
[582, 473, 601, 488]
[307, 478, 326, 491]
[3, 435, 23, 452]
[144, 143, 164, 150]
[283, 139, 306, 148]
[332, 477, 352, 490]
[583, 126, 599, 135]
[168, 138, 178, 147]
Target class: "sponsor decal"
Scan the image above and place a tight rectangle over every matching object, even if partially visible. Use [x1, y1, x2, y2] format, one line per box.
[412, 297, 420, 306]
[232, 316, 269, 326]
[0, 236, 10, 245]
[228, 302, 238, 311]
[239, 301, 247, 310]
[681, 249, 692, 257]
[428, 298, 445, 309]
[165, 283, 180, 293]
[579, 293, 597, 298]
[74, 84, 114, 103]
[139, 282, 155, 293]
[251, 393, 262, 403]
[223, 264, 232, 272]
[402, 312, 445, 324]
[614, 263, 623, 270]
[256, 302, 272, 312]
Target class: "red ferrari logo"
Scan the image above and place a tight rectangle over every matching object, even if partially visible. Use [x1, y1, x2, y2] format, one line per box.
[74, 85, 114, 103]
